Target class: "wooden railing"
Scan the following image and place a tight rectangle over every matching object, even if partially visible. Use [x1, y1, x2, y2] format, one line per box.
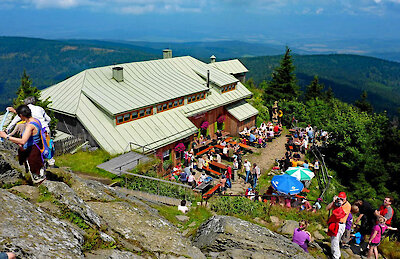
[54, 135, 85, 156]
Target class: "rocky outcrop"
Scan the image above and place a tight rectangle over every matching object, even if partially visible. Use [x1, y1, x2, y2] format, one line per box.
[0, 189, 84, 258]
[278, 219, 299, 235]
[43, 180, 103, 228]
[194, 215, 314, 258]
[0, 153, 22, 186]
[89, 201, 205, 258]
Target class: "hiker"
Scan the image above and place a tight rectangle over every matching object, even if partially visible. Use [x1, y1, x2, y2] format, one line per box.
[292, 220, 312, 253]
[243, 159, 252, 183]
[0, 252, 16, 259]
[7, 96, 55, 167]
[251, 163, 260, 188]
[326, 192, 351, 259]
[375, 196, 394, 226]
[367, 216, 398, 259]
[187, 171, 196, 188]
[0, 105, 46, 183]
[353, 200, 376, 236]
[178, 200, 189, 214]
[219, 175, 227, 194]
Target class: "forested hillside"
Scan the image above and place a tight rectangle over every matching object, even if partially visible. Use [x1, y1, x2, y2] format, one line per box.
[1, 37, 400, 115]
[241, 54, 400, 115]
[0, 37, 159, 109]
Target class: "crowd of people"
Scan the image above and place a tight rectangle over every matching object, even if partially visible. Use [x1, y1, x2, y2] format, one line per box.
[325, 192, 397, 259]
[239, 121, 282, 148]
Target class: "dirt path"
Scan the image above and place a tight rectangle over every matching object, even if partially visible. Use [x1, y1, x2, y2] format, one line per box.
[245, 128, 289, 173]
[228, 129, 289, 195]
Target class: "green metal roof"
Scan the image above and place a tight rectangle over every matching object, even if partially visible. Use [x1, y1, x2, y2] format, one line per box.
[210, 59, 248, 75]
[40, 55, 255, 155]
[42, 56, 241, 116]
[226, 100, 259, 122]
[77, 93, 198, 154]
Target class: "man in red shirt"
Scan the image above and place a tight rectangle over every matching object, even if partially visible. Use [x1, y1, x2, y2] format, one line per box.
[375, 196, 394, 226]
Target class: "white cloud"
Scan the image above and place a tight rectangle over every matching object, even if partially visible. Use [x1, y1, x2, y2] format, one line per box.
[316, 7, 323, 14]
[120, 4, 155, 14]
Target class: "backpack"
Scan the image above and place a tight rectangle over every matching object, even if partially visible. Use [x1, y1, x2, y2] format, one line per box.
[226, 178, 232, 188]
[32, 121, 55, 161]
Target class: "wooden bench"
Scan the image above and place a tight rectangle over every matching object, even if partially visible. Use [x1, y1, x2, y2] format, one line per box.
[196, 146, 213, 157]
[204, 166, 222, 176]
[239, 143, 252, 150]
[203, 183, 222, 199]
[224, 137, 233, 143]
[209, 161, 228, 171]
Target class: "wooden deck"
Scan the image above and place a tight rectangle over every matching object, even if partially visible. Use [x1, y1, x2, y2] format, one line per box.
[97, 151, 150, 174]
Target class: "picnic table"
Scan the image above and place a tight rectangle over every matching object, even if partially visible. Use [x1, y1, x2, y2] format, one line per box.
[202, 183, 222, 199]
[214, 144, 224, 150]
[196, 146, 214, 157]
[204, 166, 222, 176]
[238, 143, 252, 150]
[194, 139, 213, 151]
[209, 161, 228, 173]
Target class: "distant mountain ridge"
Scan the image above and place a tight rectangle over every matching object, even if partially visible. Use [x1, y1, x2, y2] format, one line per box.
[0, 36, 399, 114]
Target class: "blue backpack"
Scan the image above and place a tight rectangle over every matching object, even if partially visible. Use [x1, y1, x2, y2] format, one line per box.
[226, 178, 232, 188]
[32, 121, 54, 161]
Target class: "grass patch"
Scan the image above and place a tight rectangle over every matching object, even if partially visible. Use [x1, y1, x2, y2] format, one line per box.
[380, 238, 400, 259]
[38, 185, 55, 203]
[0, 179, 23, 189]
[56, 149, 117, 179]
[155, 204, 212, 232]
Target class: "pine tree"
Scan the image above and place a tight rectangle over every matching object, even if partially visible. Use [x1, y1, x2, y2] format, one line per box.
[305, 76, 325, 101]
[264, 47, 299, 106]
[355, 91, 373, 113]
[13, 70, 41, 107]
[13, 70, 58, 134]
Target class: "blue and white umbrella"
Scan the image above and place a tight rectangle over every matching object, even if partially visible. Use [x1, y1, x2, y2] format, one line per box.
[271, 174, 304, 195]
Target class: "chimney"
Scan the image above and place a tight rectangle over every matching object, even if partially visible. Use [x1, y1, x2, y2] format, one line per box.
[207, 70, 210, 88]
[210, 55, 216, 63]
[163, 49, 172, 59]
[112, 67, 123, 82]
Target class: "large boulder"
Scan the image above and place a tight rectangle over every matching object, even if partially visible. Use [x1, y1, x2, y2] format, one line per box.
[0, 153, 22, 186]
[43, 180, 103, 228]
[193, 215, 313, 258]
[89, 201, 205, 258]
[278, 220, 299, 235]
[0, 189, 84, 258]
[85, 249, 142, 259]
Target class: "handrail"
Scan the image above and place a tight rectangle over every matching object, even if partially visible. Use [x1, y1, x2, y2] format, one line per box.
[113, 170, 192, 189]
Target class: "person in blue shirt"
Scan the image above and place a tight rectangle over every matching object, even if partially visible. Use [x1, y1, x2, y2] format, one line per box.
[249, 131, 256, 142]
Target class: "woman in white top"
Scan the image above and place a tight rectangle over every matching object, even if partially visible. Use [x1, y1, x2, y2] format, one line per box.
[178, 200, 189, 214]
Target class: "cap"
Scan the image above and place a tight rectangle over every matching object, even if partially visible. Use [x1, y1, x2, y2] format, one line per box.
[338, 192, 347, 199]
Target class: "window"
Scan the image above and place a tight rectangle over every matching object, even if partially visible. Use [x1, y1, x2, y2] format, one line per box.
[157, 105, 162, 112]
[139, 109, 145, 117]
[124, 113, 131, 122]
[174, 100, 178, 107]
[132, 111, 138, 119]
[117, 116, 123, 124]
[221, 83, 236, 93]
[196, 94, 200, 100]
[179, 98, 183, 105]
[163, 103, 167, 110]
[163, 150, 170, 160]
[201, 93, 205, 99]
[146, 108, 152, 115]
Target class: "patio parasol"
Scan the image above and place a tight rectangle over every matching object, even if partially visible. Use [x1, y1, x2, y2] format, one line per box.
[285, 167, 315, 181]
[271, 174, 304, 195]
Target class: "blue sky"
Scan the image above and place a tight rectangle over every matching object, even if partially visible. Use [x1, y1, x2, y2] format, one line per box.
[0, 0, 399, 46]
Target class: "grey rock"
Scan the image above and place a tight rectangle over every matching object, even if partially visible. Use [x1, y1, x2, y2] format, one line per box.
[0, 189, 84, 258]
[0, 154, 22, 185]
[176, 215, 190, 222]
[89, 201, 205, 258]
[100, 232, 115, 243]
[10, 185, 39, 201]
[278, 219, 299, 235]
[43, 180, 103, 227]
[270, 215, 281, 225]
[313, 230, 325, 240]
[85, 249, 142, 258]
[70, 174, 116, 202]
[194, 215, 313, 259]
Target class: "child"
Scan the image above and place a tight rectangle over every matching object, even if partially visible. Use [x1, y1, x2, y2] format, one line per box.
[292, 220, 312, 253]
[178, 200, 189, 214]
[367, 216, 397, 259]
